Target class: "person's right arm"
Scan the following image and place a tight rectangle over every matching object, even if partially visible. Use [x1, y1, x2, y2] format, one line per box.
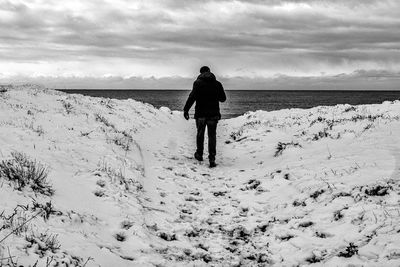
[183, 82, 198, 113]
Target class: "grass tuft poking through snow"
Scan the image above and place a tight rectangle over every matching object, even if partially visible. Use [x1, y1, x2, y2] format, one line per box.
[274, 141, 302, 157]
[60, 99, 73, 114]
[95, 113, 116, 130]
[0, 152, 53, 196]
[0, 205, 31, 238]
[25, 122, 45, 136]
[338, 242, 358, 258]
[31, 200, 62, 221]
[112, 131, 133, 151]
[25, 232, 61, 256]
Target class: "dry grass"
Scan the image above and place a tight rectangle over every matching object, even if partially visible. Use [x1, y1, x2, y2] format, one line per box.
[0, 152, 53, 196]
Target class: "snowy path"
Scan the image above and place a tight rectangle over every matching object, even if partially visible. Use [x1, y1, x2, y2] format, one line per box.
[137, 118, 274, 265]
[136, 117, 313, 266]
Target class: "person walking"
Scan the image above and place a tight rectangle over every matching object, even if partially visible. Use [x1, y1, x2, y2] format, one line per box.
[183, 66, 226, 168]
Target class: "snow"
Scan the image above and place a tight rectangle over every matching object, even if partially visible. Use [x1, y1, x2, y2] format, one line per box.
[0, 84, 400, 266]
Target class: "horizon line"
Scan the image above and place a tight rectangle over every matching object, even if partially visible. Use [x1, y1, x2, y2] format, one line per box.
[55, 88, 400, 91]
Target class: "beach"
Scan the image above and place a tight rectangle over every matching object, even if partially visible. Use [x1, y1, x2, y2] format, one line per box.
[1, 85, 400, 266]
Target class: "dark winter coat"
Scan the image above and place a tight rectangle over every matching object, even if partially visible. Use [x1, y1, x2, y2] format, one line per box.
[183, 72, 226, 119]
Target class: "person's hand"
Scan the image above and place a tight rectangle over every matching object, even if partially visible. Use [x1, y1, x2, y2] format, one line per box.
[184, 112, 189, 120]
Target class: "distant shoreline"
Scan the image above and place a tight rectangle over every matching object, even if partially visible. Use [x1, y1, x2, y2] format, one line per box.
[57, 89, 400, 119]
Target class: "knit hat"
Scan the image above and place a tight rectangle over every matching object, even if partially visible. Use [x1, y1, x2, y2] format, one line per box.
[200, 66, 210, 74]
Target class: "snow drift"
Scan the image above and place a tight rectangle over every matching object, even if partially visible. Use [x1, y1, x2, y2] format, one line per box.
[0, 85, 400, 266]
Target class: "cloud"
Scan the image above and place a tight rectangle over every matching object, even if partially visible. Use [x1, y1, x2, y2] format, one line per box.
[2, 70, 399, 90]
[0, 0, 399, 80]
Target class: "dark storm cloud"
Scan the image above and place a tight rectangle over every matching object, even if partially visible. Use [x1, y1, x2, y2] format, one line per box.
[0, 0, 399, 80]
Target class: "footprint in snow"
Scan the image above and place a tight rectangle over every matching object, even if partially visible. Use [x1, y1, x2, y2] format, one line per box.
[241, 179, 261, 191]
[175, 172, 189, 178]
[231, 199, 241, 207]
[210, 207, 223, 215]
[276, 233, 295, 241]
[238, 207, 249, 217]
[212, 190, 228, 197]
[189, 189, 201, 196]
[96, 179, 106, 188]
[184, 195, 203, 202]
[158, 232, 177, 241]
[180, 207, 193, 214]
[190, 167, 197, 172]
[114, 231, 127, 242]
[94, 189, 106, 197]
[120, 220, 134, 229]
[315, 231, 334, 238]
[298, 221, 314, 228]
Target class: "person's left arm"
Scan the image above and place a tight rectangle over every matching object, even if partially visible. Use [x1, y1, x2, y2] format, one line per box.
[218, 82, 226, 102]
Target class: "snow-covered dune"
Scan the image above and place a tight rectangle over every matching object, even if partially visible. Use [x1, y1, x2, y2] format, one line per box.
[1, 85, 400, 266]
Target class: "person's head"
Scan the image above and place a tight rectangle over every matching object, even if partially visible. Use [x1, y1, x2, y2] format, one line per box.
[200, 66, 210, 74]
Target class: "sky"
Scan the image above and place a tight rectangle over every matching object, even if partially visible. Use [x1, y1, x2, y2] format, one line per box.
[0, 0, 399, 89]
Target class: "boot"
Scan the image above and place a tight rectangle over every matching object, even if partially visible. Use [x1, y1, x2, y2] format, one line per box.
[209, 160, 217, 168]
[194, 152, 203, 161]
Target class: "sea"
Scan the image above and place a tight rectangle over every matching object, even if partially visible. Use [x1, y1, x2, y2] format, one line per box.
[58, 90, 400, 119]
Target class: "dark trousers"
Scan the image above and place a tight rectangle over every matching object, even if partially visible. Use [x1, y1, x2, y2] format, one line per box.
[196, 117, 218, 161]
